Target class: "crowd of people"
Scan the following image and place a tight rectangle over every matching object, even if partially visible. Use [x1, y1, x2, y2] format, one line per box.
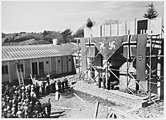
[1, 77, 69, 118]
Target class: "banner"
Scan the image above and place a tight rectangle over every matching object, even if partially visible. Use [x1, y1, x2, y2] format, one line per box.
[94, 36, 123, 60]
[136, 34, 147, 81]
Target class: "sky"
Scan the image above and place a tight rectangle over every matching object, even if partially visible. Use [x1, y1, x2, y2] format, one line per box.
[1, 0, 164, 33]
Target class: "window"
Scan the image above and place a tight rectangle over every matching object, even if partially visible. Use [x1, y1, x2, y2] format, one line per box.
[69, 59, 71, 62]
[46, 61, 49, 64]
[17, 64, 24, 72]
[58, 60, 60, 62]
[2, 65, 8, 74]
[39, 62, 44, 75]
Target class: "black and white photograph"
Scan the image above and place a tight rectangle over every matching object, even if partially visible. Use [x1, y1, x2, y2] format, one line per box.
[1, 0, 164, 119]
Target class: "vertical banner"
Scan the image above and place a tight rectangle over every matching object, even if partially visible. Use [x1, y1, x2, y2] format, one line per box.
[136, 34, 147, 90]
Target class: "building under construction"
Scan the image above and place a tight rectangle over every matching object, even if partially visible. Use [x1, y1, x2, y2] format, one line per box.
[77, 17, 164, 108]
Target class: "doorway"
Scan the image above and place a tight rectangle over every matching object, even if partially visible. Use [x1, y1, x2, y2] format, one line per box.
[32, 62, 38, 76]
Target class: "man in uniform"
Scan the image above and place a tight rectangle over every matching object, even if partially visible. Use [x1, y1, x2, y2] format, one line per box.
[98, 74, 102, 88]
[102, 75, 106, 89]
[46, 98, 51, 118]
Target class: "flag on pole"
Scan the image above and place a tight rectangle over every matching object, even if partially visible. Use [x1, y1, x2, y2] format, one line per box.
[122, 34, 137, 59]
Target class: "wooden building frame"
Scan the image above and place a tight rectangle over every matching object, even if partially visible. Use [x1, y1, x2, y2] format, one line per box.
[2, 44, 77, 84]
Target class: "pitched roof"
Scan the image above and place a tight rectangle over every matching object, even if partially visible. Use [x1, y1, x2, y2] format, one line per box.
[3, 39, 51, 46]
[2, 43, 77, 61]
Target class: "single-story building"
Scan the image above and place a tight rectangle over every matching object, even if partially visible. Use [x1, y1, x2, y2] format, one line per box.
[2, 43, 77, 84]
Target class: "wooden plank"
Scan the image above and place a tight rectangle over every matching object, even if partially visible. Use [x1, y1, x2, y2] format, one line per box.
[94, 101, 99, 118]
[73, 93, 86, 103]
[55, 106, 81, 111]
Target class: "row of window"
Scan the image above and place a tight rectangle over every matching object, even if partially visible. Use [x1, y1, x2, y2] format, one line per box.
[2, 58, 72, 75]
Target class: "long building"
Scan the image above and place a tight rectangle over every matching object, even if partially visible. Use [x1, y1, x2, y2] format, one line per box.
[2, 43, 77, 84]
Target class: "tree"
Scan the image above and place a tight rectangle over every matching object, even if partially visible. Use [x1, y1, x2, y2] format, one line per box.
[86, 18, 93, 28]
[143, 2, 158, 19]
[73, 28, 84, 38]
[42, 31, 63, 44]
[2, 33, 6, 38]
[61, 29, 73, 43]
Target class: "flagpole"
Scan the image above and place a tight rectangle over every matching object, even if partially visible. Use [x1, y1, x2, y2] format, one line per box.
[149, 35, 152, 101]
[126, 59, 129, 89]
[90, 29, 92, 79]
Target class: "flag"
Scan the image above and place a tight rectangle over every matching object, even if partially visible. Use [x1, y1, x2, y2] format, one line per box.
[136, 34, 147, 81]
[122, 34, 137, 59]
[85, 38, 96, 58]
[94, 36, 123, 60]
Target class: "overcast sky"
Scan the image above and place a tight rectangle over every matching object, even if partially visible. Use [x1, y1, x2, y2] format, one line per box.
[2, 1, 164, 33]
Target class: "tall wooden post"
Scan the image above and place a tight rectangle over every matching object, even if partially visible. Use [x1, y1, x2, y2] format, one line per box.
[149, 36, 152, 101]
[106, 61, 108, 89]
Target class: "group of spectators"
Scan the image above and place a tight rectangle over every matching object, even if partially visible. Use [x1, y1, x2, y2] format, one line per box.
[1, 77, 69, 118]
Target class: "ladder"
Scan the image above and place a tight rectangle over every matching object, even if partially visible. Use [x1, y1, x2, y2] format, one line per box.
[17, 68, 24, 86]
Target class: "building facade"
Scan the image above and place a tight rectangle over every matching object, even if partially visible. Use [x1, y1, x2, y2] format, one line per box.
[2, 44, 77, 83]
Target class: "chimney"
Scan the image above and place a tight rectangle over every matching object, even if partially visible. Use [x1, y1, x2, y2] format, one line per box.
[52, 39, 58, 45]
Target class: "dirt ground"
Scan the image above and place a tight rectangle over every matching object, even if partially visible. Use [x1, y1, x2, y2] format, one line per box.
[39, 88, 164, 119]
[39, 89, 127, 118]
